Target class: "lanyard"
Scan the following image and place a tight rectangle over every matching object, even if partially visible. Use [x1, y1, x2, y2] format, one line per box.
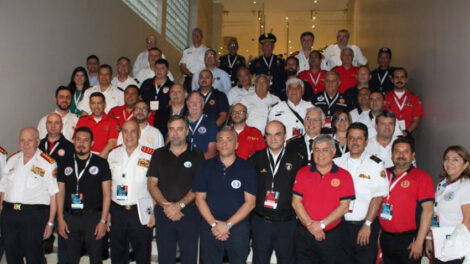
[122, 109, 133, 121]
[202, 91, 213, 105]
[378, 70, 389, 86]
[74, 153, 92, 193]
[155, 79, 166, 96]
[262, 56, 274, 75]
[45, 141, 60, 155]
[267, 147, 285, 190]
[387, 171, 408, 199]
[73, 91, 82, 107]
[393, 94, 408, 112]
[309, 71, 321, 90]
[188, 115, 204, 140]
[324, 92, 339, 115]
[227, 55, 238, 69]
[338, 143, 347, 155]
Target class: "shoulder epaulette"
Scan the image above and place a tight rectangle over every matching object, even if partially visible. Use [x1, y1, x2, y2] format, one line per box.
[40, 152, 56, 164]
[116, 87, 124, 92]
[370, 155, 382, 164]
[7, 150, 20, 161]
[134, 78, 140, 84]
[109, 144, 122, 153]
[141, 146, 155, 155]
[0, 146, 7, 155]
[286, 135, 302, 143]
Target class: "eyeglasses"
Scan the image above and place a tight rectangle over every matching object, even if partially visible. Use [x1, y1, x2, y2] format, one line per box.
[337, 117, 349, 122]
[231, 110, 246, 115]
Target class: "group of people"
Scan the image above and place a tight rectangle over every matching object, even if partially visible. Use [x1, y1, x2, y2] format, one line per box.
[0, 26, 468, 264]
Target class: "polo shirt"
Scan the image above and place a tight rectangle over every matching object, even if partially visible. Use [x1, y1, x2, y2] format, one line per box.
[154, 105, 188, 138]
[140, 77, 174, 110]
[57, 153, 111, 212]
[435, 178, 470, 227]
[384, 90, 424, 130]
[147, 144, 205, 202]
[312, 92, 348, 128]
[333, 65, 358, 94]
[379, 166, 435, 233]
[235, 125, 266, 160]
[193, 156, 257, 225]
[298, 69, 326, 94]
[192, 68, 232, 95]
[200, 88, 229, 123]
[293, 163, 355, 230]
[219, 54, 247, 87]
[75, 113, 119, 153]
[369, 67, 396, 95]
[39, 134, 74, 165]
[186, 115, 217, 153]
[108, 105, 156, 128]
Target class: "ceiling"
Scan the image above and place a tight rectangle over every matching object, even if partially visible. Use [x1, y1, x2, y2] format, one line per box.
[219, 0, 350, 12]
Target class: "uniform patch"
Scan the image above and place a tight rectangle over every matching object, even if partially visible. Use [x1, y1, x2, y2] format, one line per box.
[65, 167, 73, 176]
[146, 137, 155, 145]
[208, 99, 216, 106]
[31, 166, 45, 177]
[40, 152, 56, 164]
[400, 180, 410, 188]
[137, 159, 150, 168]
[231, 180, 241, 189]
[141, 146, 154, 155]
[184, 161, 192, 168]
[0, 146, 7, 155]
[380, 170, 386, 178]
[260, 168, 267, 173]
[89, 166, 99, 175]
[444, 191, 455, 201]
[57, 149, 65, 157]
[317, 96, 324, 102]
[198, 126, 207, 134]
[339, 98, 345, 104]
[163, 87, 170, 94]
[331, 178, 340, 187]
[359, 174, 371, 179]
[285, 163, 293, 171]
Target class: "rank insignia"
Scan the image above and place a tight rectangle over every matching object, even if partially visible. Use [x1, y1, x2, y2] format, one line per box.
[285, 163, 293, 171]
[141, 146, 155, 155]
[260, 168, 268, 173]
[359, 174, 371, 179]
[138, 159, 150, 168]
[339, 98, 345, 104]
[40, 152, 56, 164]
[31, 166, 45, 177]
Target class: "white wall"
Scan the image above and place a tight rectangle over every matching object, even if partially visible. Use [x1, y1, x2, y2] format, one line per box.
[353, 0, 470, 178]
[0, 0, 182, 153]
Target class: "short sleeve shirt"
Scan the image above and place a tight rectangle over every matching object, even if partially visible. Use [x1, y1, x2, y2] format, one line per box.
[333, 65, 359, 94]
[75, 114, 119, 153]
[435, 178, 470, 227]
[187, 115, 217, 153]
[200, 89, 229, 122]
[384, 90, 424, 130]
[235, 125, 266, 160]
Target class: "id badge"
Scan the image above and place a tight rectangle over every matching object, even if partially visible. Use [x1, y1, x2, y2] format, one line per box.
[292, 127, 303, 137]
[431, 214, 440, 228]
[116, 185, 128, 202]
[397, 120, 406, 132]
[348, 200, 355, 213]
[150, 100, 159, 111]
[71, 193, 84, 210]
[324, 117, 332, 128]
[264, 190, 279, 209]
[380, 203, 392, 221]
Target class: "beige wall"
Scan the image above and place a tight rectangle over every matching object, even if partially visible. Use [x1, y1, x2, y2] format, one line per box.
[0, 0, 183, 152]
[353, 0, 470, 178]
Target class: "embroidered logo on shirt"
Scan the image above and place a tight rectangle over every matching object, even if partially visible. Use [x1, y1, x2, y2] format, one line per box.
[198, 126, 207, 134]
[359, 174, 371, 179]
[231, 180, 242, 189]
[208, 99, 216, 106]
[401, 180, 410, 188]
[380, 170, 386, 178]
[331, 178, 340, 187]
[89, 166, 99, 175]
[31, 166, 45, 177]
[65, 167, 73, 176]
[444, 191, 455, 201]
[137, 159, 150, 168]
[58, 149, 65, 157]
[285, 163, 293, 171]
[184, 161, 192, 168]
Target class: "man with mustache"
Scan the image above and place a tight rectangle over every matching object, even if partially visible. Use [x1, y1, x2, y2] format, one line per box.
[284, 56, 315, 102]
[333, 123, 388, 264]
[384, 68, 423, 137]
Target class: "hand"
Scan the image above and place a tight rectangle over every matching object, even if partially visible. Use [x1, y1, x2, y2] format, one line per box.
[216, 233, 229, 241]
[357, 225, 371, 246]
[43, 224, 54, 240]
[425, 239, 433, 260]
[147, 214, 155, 228]
[57, 219, 70, 239]
[94, 222, 107, 240]
[211, 221, 230, 239]
[106, 215, 111, 232]
[163, 202, 184, 221]
[408, 240, 423, 260]
[306, 221, 325, 241]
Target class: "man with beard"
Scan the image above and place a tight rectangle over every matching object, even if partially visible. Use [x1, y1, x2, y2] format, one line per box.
[154, 84, 188, 138]
[299, 50, 327, 95]
[284, 56, 315, 101]
[140, 58, 174, 111]
[38, 86, 79, 141]
[196, 69, 229, 127]
[56, 126, 112, 263]
[219, 38, 246, 87]
[192, 49, 232, 95]
[230, 103, 265, 160]
[117, 101, 164, 150]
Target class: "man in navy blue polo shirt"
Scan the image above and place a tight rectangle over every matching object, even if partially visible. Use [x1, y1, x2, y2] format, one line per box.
[193, 127, 257, 264]
[186, 92, 217, 159]
[197, 69, 229, 127]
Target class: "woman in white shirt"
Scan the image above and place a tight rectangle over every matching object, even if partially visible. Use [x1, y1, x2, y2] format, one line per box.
[426, 145, 470, 264]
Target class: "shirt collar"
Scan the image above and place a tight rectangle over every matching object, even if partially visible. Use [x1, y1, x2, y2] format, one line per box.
[310, 162, 339, 175]
[387, 165, 415, 178]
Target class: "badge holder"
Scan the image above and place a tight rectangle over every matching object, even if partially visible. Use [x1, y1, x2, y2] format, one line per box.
[292, 128, 303, 137]
[117, 185, 129, 202]
[380, 203, 393, 221]
[264, 190, 279, 210]
[71, 193, 84, 210]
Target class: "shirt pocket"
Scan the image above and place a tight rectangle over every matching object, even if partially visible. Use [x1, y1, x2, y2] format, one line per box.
[26, 175, 43, 189]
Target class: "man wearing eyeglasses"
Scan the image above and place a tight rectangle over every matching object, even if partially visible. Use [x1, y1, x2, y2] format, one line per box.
[230, 103, 265, 160]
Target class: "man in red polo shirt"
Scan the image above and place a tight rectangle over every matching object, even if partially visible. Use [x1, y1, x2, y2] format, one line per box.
[298, 50, 326, 95]
[379, 136, 434, 264]
[108, 85, 155, 128]
[384, 67, 423, 137]
[75, 92, 119, 158]
[292, 134, 355, 264]
[230, 103, 265, 159]
[333, 47, 358, 93]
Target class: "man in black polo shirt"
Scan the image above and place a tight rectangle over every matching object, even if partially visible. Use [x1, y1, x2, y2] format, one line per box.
[39, 113, 74, 164]
[140, 58, 174, 111]
[249, 121, 304, 264]
[56, 126, 112, 263]
[197, 69, 229, 127]
[193, 127, 257, 264]
[369, 48, 395, 95]
[147, 116, 205, 264]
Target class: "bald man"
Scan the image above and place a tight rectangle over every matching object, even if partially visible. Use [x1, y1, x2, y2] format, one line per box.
[0, 127, 58, 263]
[39, 113, 74, 164]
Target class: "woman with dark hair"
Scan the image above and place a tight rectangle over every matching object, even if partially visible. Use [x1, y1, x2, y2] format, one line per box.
[425, 145, 470, 264]
[331, 109, 351, 157]
[68, 66, 90, 115]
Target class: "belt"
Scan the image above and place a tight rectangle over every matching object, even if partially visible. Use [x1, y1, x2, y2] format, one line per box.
[112, 201, 137, 211]
[254, 211, 296, 223]
[345, 220, 365, 225]
[65, 208, 102, 216]
[3, 202, 49, 211]
[383, 230, 417, 236]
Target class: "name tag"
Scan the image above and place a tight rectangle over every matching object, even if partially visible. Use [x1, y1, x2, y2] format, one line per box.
[71, 193, 84, 210]
[150, 101, 159, 111]
[116, 185, 128, 202]
[264, 191, 279, 210]
[380, 203, 392, 221]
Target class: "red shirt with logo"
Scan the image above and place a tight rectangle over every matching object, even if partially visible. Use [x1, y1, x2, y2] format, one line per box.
[293, 163, 355, 230]
[298, 70, 326, 94]
[75, 113, 119, 153]
[384, 90, 424, 129]
[235, 125, 266, 160]
[108, 105, 156, 128]
[333, 65, 358, 93]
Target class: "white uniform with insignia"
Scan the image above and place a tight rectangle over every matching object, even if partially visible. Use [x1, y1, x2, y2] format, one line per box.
[77, 85, 124, 114]
[0, 149, 58, 205]
[179, 45, 209, 75]
[240, 93, 280, 134]
[365, 136, 396, 168]
[227, 85, 255, 105]
[133, 50, 168, 77]
[111, 76, 139, 90]
[435, 178, 470, 227]
[0, 148, 7, 179]
[191, 68, 232, 95]
[268, 100, 314, 140]
[349, 108, 367, 123]
[321, 44, 368, 71]
[356, 111, 402, 139]
[37, 110, 79, 141]
[334, 152, 389, 221]
[108, 145, 153, 205]
[295, 50, 310, 73]
[117, 124, 164, 150]
[135, 66, 175, 85]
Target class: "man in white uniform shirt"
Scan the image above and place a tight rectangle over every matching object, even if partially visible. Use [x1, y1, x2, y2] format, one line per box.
[321, 29, 368, 71]
[117, 101, 164, 150]
[108, 120, 155, 263]
[111, 57, 138, 90]
[0, 127, 58, 263]
[78, 64, 124, 115]
[38, 86, 78, 141]
[133, 35, 167, 76]
[269, 78, 314, 140]
[365, 110, 398, 168]
[227, 67, 254, 105]
[334, 122, 389, 264]
[180, 28, 209, 91]
[136, 47, 174, 84]
[191, 49, 232, 95]
[240, 74, 280, 134]
[292, 31, 315, 72]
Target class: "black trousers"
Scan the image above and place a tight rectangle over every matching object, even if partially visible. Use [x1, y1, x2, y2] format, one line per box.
[155, 203, 200, 264]
[1, 205, 48, 264]
[63, 211, 103, 264]
[294, 221, 341, 264]
[336, 219, 380, 264]
[434, 258, 465, 264]
[251, 213, 296, 264]
[380, 230, 421, 264]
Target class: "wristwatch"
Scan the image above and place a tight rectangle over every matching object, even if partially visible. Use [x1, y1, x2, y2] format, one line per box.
[100, 219, 108, 225]
[47, 221, 54, 227]
[320, 221, 326, 230]
[364, 220, 372, 227]
[226, 222, 233, 230]
[211, 222, 217, 227]
[179, 202, 186, 209]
